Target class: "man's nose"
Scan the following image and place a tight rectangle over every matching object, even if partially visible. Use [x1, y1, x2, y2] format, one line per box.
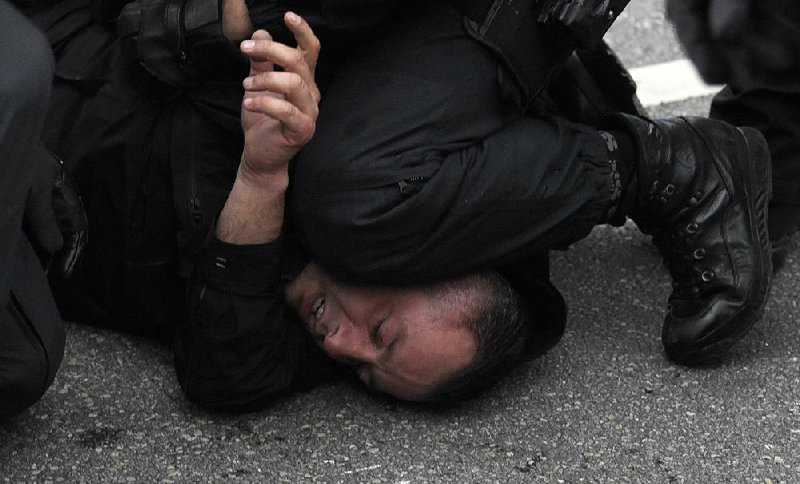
[322, 320, 377, 364]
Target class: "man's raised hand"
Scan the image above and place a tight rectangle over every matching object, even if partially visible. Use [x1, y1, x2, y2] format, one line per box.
[238, 12, 321, 183]
[216, 13, 320, 245]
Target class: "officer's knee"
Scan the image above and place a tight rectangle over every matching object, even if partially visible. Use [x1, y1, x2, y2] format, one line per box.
[0, 291, 65, 420]
[0, 340, 51, 419]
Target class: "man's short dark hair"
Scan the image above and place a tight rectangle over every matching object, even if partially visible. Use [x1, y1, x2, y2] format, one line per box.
[425, 271, 532, 403]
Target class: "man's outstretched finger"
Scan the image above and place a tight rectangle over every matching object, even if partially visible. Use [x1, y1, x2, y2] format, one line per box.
[284, 11, 320, 72]
[241, 37, 313, 80]
[242, 30, 274, 76]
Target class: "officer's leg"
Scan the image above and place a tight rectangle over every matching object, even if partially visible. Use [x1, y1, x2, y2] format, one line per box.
[0, 0, 65, 419]
[292, 1, 617, 284]
[1, 241, 66, 419]
[710, 85, 800, 269]
[292, 2, 773, 364]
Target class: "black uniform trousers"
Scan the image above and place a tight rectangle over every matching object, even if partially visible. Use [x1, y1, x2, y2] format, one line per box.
[0, 0, 65, 419]
[292, 1, 619, 285]
[711, 86, 800, 206]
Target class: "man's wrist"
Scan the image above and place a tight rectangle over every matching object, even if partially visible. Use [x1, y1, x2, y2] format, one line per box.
[216, 166, 289, 245]
[237, 162, 290, 193]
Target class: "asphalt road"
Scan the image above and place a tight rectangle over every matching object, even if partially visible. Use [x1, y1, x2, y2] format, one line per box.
[4, 1, 800, 482]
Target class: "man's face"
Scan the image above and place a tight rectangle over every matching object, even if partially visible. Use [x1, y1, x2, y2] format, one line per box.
[285, 263, 477, 401]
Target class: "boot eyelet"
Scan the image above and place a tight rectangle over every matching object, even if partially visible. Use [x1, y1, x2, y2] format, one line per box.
[693, 248, 706, 260]
[701, 270, 715, 282]
[664, 184, 675, 195]
[686, 222, 699, 234]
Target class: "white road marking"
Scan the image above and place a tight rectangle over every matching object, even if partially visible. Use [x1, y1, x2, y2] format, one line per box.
[342, 464, 382, 474]
[629, 58, 723, 107]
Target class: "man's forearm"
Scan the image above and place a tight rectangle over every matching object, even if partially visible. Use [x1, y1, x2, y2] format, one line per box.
[216, 165, 288, 244]
[220, 15, 320, 244]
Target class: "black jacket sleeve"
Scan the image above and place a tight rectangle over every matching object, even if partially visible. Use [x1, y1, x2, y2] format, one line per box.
[174, 234, 340, 412]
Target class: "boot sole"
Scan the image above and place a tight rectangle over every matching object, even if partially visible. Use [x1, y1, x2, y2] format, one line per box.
[666, 126, 773, 364]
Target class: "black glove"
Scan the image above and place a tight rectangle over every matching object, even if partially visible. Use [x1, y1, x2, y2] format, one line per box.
[23, 147, 88, 284]
[118, 0, 247, 88]
[46, 153, 88, 285]
[667, 0, 800, 86]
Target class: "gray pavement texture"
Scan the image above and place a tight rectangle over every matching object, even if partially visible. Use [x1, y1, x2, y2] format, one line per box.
[4, 1, 800, 482]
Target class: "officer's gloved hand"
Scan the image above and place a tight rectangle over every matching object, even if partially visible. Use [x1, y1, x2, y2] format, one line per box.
[23, 148, 88, 286]
[47, 154, 88, 285]
[666, 0, 800, 86]
[117, 0, 193, 88]
[117, 0, 247, 89]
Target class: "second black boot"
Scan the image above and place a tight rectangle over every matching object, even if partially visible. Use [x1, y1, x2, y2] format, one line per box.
[604, 114, 773, 365]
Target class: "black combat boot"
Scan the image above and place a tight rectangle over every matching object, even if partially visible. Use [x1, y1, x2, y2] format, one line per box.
[604, 114, 773, 365]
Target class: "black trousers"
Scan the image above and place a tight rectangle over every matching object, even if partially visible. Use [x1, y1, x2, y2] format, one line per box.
[0, 0, 65, 419]
[711, 85, 800, 206]
[292, 2, 618, 284]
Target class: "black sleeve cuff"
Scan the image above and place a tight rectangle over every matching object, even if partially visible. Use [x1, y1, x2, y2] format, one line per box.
[195, 227, 284, 295]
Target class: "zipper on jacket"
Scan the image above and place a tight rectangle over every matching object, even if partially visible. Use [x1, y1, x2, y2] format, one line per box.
[398, 176, 429, 195]
[188, 113, 202, 225]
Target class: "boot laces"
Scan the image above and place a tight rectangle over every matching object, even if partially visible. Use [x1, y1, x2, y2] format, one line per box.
[653, 223, 715, 300]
